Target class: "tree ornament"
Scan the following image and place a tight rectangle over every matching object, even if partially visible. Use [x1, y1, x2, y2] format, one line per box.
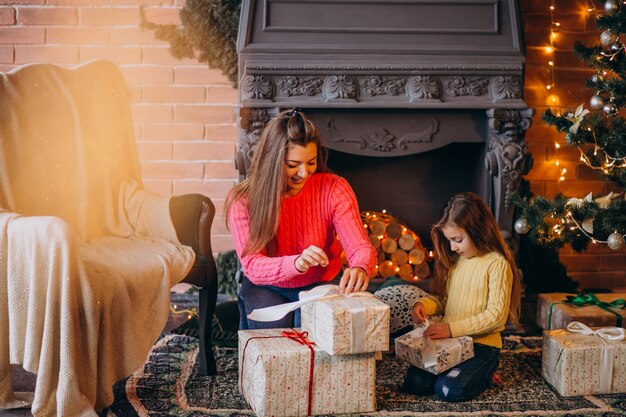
[601, 29, 618, 46]
[590, 94, 606, 110]
[611, 43, 623, 53]
[607, 231, 625, 250]
[603, 101, 618, 116]
[605, 0, 620, 13]
[514, 218, 530, 234]
[591, 73, 605, 84]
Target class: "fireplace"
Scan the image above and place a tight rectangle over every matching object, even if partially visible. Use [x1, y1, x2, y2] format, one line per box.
[235, 0, 534, 248]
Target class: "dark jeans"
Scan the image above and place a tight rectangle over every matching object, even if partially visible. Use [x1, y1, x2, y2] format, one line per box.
[402, 342, 500, 402]
[237, 276, 327, 330]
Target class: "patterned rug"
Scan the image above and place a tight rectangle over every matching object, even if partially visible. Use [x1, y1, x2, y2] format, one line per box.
[103, 334, 626, 417]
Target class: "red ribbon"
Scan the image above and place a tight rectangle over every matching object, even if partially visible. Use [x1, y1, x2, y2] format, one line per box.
[240, 329, 317, 416]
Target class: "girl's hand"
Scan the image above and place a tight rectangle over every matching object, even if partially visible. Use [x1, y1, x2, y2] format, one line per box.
[423, 322, 452, 340]
[339, 267, 369, 294]
[411, 302, 427, 324]
[295, 245, 329, 273]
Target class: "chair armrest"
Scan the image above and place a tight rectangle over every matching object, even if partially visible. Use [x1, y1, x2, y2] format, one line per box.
[169, 194, 218, 288]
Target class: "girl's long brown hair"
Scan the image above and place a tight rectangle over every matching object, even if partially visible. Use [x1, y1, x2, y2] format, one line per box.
[225, 109, 328, 256]
[430, 192, 522, 325]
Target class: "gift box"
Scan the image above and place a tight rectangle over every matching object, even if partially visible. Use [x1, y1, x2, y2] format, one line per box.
[395, 326, 474, 374]
[542, 322, 626, 396]
[238, 328, 377, 417]
[300, 292, 390, 355]
[536, 292, 626, 330]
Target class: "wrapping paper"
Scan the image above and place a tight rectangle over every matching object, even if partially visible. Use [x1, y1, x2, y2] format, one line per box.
[300, 291, 390, 355]
[395, 325, 474, 374]
[536, 293, 626, 330]
[542, 322, 626, 396]
[238, 328, 377, 417]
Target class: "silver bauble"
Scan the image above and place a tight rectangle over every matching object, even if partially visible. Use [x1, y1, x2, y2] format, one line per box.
[605, 0, 619, 13]
[601, 29, 618, 46]
[591, 73, 605, 84]
[607, 232, 625, 250]
[564, 132, 575, 144]
[590, 94, 606, 110]
[611, 43, 623, 53]
[514, 218, 530, 235]
[603, 101, 618, 116]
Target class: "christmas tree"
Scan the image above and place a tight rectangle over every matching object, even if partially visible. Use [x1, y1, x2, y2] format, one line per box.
[513, 0, 626, 252]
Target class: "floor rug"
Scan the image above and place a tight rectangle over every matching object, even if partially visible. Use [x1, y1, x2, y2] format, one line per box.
[103, 334, 626, 417]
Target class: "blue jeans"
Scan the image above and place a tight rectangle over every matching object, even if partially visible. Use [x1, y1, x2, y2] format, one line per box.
[402, 343, 500, 402]
[237, 276, 327, 330]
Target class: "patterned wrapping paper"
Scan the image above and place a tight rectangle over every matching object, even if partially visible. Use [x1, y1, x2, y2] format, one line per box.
[238, 328, 377, 417]
[395, 327, 474, 374]
[300, 293, 390, 355]
[542, 328, 626, 396]
[536, 293, 626, 330]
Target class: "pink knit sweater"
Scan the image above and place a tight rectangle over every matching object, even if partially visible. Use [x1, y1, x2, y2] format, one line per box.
[228, 173, 377, 288]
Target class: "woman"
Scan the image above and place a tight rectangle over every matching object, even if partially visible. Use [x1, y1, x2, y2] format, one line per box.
[226, 109, 376, 329]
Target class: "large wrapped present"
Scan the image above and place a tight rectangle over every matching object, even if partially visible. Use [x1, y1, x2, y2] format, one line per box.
[536, 292, 626, 330]
[238, 328, 377, 417]
[542, 321, 626, 396]
[300, 291, 390, 355]
[395, 324, 474, 374]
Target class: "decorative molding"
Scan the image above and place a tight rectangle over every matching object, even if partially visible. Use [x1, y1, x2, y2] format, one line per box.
[241, 75, 274, 100]
[359, 76, 406, 96]
[407, 75, 441, 100]
[237, 108, 273, 177]
[445, 76, 489, 96]
[279, 76, 323, 96]
[398, 119, 439, 149]
[324, 75, 358, 100]
[490, 75, 523, 101]
[247, 63, 524, 72]
[327, 119, 367, 149]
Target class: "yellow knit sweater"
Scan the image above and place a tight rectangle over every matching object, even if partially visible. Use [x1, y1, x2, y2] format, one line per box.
[420, 251, 513, 348]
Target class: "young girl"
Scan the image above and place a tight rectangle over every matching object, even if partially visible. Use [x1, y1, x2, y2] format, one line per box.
[399, 192, 521, 402]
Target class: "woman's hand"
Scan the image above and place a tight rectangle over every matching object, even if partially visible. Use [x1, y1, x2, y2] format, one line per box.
[295, 245, 329, 273]
[423, 322, 452, 340]
[411, 302, 427, 324]
[339, 267, 369, 294]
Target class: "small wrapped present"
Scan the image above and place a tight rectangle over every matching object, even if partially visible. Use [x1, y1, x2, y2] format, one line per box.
[395, 324, 474, 374]
[300, 290, 390, 355]
[542, 321, 626, 396]
[238, 328, 377, 417]
[536, 292, 626, 330]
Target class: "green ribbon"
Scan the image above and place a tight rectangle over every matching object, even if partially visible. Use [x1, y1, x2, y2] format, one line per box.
[548, 293, 626, 330]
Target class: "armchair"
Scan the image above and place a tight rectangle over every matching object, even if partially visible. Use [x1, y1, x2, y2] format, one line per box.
[0, 60, 217, 417]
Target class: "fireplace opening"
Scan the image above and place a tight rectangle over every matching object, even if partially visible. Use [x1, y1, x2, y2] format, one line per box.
[327, 143, 487, 249]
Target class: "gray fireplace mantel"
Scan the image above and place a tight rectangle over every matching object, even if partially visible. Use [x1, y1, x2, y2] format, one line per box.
[235, 0, 534, 237]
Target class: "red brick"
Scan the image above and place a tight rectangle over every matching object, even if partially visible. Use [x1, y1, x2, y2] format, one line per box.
[142, 6, 181, 25]
[0, 27, 44, 44]
[110, 27, 168, 46]
[205, 85, 238, 103]
[172, 179, 236, 198]
[47, 27, 109, 45]
[174, 104, 235, 124]
[142, 84, 205, 103]
[142, 161, 204, 180]
[0, 7, 15, 25]
[527, 180, 546, 196]
[174, 66, 232, 85]
[544, 180, 608, 198]
[143, 179, 173, 196]
[211, 215, 229, 234]
[0, 45, 13, 63]
[142, 46, 199, 66]
[137, 141, 172, 160]
[0, 64, 15, 72]
[120, 65, 172, 84]
[79, 6, 141, 26]
[174, 142, 235, 161]
[127, 85, 142, 103]
[570, 271, 626, 291]
[46, 0, 110, 5]
[212, 198, 226, 217]
[203, 161, 237, 179]
[142, 122, 204, 141]
[601, 252, 626, 271]
[112, 0, 172, 5]
[15, 45, 78, 64]
[205, 123, 237, 141]
[559, 254, 601, 272]
[211, 234, 234, 253]
[524, 159, 577, 181]
[79, 46, 141, 64]
[17, 7, 77, 25]
[131, 103, 173, 123]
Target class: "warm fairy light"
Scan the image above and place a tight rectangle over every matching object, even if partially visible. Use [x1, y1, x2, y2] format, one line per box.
[546, 84, 552, 90]
[395, 267, 400, 272]
[548, 61, 554, 66]
[555, 143, 560, 149]
[555, 22, 560, 27]
[555, 160, 560, 166]
[382, 209, 387, 213]
[549, 5, 555, 10]
[363, 224, 368, 228]
[545, 46, 554, 53]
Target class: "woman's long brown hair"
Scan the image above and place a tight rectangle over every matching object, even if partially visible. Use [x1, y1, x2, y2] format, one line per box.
[225, 109, 328, 256]
[430, 192, 522, 325]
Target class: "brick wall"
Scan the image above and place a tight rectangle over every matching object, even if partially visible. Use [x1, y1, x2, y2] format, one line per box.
[0, 0, 238, 253]
[1, 0, 623, 288]
[522, 0, 626, 290]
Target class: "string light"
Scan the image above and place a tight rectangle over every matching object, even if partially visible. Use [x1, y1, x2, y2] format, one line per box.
[546, 0, 557, 93]
[170, 304, 198, 321]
